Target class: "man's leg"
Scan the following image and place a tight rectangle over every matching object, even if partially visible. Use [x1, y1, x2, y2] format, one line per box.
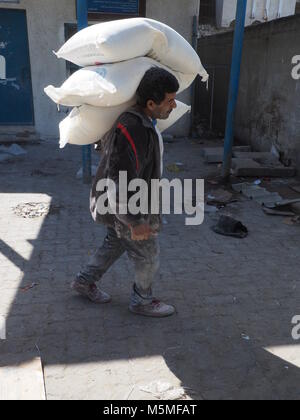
[71, 227, 125, 303]
[125, 237, 175, 317]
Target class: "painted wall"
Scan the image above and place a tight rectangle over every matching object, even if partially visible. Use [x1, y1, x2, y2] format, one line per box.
[216, 0, 297, 28]
[0, 0, 201, 139]
[0, 0, 76, 139]
[196, 15, 300, 169]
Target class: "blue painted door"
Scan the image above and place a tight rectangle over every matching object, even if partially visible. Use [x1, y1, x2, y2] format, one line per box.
[0, 9, 34, 125]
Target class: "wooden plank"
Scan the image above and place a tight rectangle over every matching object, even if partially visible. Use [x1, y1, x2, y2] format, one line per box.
[0, 357, 46, 400]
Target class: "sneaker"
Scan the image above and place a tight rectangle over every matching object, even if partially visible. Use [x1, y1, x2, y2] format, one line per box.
[71, 279, 111, 304]
[129, 299, 175, 318]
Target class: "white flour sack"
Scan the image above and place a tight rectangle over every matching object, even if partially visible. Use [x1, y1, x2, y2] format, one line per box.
[59, 100, 134, 148]
[59, 100, 190, 148]
[157, 102, 191, 133]
[146, 18, 208, 79]
[44, 57, 196, 107]
[55, 18, 168, 67]
[54, 18, 208, 81]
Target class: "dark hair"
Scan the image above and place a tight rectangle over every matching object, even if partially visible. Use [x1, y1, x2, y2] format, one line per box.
[136, 67, 179, 108]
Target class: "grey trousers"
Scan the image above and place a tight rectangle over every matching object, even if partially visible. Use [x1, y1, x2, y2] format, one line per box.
[76, 227, 160, 305]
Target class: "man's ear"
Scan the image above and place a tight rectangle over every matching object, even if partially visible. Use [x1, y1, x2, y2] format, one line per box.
[146, 99, 156, 111]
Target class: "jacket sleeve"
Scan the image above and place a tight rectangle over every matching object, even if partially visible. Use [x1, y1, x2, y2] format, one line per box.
[106, 122, 147, 227]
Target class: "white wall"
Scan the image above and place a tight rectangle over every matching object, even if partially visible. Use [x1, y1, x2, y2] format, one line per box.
[216, 0, 297, 28]
[0, 0, 200, 139]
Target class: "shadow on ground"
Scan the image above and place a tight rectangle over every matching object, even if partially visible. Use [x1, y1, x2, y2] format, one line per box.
[1, 140, 300, 400]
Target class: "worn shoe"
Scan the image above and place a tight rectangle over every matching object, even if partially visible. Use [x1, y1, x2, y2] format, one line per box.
[71, 280, 111, 304]
[129, 299, 175, 318]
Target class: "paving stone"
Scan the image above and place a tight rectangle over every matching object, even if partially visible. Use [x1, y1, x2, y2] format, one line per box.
[0, 154, 14, 163]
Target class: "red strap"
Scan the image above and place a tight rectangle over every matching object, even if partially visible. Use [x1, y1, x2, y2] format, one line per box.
[117, 123, 139, 172]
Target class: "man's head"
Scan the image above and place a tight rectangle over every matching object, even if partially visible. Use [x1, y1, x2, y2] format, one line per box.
[137, 67, 179, 120]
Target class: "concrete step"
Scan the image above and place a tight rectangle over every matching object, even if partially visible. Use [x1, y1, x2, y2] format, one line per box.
[0, 131, 40, 145]
[232, 158, 296, 178]
[233, 152, 277, 161]
[202, 146, 252, 163]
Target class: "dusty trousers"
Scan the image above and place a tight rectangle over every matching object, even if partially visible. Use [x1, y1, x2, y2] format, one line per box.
[76, 227, 160, 305]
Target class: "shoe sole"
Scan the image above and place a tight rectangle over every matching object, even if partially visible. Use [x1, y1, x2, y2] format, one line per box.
[71, 283, 111, 304]
[129, 306, 175, 318]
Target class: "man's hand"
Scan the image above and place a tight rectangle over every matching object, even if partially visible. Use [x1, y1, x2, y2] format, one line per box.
[129, 224, 157, 241]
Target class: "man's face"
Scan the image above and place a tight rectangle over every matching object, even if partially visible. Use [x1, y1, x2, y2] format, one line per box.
[146, 92, 177, 120]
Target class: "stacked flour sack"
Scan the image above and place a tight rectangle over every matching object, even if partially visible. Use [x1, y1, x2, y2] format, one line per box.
[44, 18, 209, 149]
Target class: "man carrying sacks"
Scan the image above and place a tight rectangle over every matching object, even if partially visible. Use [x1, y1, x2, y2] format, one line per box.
[71, 68, 179, 318]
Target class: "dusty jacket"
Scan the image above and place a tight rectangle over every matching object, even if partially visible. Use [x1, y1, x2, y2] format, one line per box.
[90, 105, 162, 231]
